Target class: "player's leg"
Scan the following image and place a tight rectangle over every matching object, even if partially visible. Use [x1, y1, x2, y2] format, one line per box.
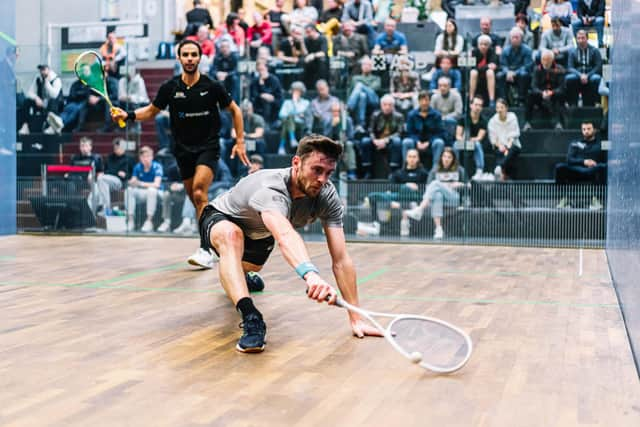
[190, 164, 214, 219]
[240, 235, 275, 293]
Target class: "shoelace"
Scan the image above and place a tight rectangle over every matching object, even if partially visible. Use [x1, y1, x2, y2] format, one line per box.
[238, 316, 265, 334]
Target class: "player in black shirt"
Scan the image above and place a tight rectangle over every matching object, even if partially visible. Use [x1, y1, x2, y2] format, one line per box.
[112, 39, 248, 268]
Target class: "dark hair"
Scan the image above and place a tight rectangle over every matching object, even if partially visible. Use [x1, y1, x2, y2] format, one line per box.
[437, 147, 459, 172]
[418, 90, 431, 101]
[177, 39, 202, 56]
[496, 98, 509, 108]
[516, 13, 529, 25]
[471, 96, 484, 105]
[581, 120, 595, 128]
[550, 17, 562, 25]
[226, 12, 239, 28]
[296, 134, 343, 162]
[442, 18, 458, 51]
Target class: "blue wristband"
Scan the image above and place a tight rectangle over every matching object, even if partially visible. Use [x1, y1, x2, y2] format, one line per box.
[295, 262, 319, 279]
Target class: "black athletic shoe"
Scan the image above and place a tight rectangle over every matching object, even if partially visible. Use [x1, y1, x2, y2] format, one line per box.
[236, 313, 267, 353]
[246, 271, 265, 293]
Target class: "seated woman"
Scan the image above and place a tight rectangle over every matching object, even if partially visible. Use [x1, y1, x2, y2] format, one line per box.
[488, 98, 521, 181]
[390, 64, 420, 117]
[543, 0, 574, 27]
[402, 147, 467, 239]
[277, 81, 312, 154]
[434, 18, 464, 67]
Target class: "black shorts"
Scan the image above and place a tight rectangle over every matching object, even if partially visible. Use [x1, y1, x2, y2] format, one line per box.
[174, 144, 220, 180]
[199, 205, 275, 266]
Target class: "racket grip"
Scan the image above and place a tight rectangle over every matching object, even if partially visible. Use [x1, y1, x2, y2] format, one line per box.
[117, 119, 126, 128]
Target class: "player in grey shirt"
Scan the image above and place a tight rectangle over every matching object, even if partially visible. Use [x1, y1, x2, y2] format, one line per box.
[200, 135, 382, 353]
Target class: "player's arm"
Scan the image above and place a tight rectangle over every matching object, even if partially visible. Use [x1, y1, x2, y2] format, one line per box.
[261, 209, 337, 304]
[111, 103, 161, 123]
[227, 100, 250, 166]
[324, 225, 384, 338]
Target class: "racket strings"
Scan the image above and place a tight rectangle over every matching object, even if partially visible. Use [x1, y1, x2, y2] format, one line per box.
[389, 318, 470, 371]
[75, 53, 107, 96]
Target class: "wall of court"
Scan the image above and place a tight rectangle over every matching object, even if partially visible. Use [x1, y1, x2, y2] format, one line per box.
[607, 0, 640, 375]
[0, 0, 16, 235]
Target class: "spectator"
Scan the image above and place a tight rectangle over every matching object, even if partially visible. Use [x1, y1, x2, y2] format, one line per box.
[573, 0, 605, 47]
[186, 25, 215, 72]
[320, 0, 343, 23]
[95, 138, 135, 215]
[155, 109, 172, 155]
[69, 137, 104, 200]
[347, 56, 381, 129]
[249, 59, 283, 126]
[216, 13, 246, 57]
[118, 66, 149, 111]
[434, 18, 464, 65]
[555, 120, 607, 209]
[372, 18, 408, 56]
[185, 0, 214, 36]
[505, 0, 531, 16]
[248, 153, 264, 174]
[278, 25, 307, 66]
[469, 35, 498, 107]
[332, 21, 369, 74]
[45, 71, 87, 134]
[126, 146, 163, 232]
[473, 17, 504, 56]
[342, 0, 377, 49]
[429, 56, 462, 94]
[390, 61, 420, 116]
[267, 0, 289, 35]
[303, 24, 329, 88]
[539, 18, 574, 67]
[525, 49, 566, 130]
[360, 94, 404, 178]
[237, 8, 250, 33]
[311, 79, 339, 131]
[545, 0, 573, 27]
[402, 91, 447, 171]
[25, 64, 63, 131]
[431, 76, 463, 142]
[222, 100, 266, 178]
[505, 14, 535, 50]
[211, 39, 240, 103]
[100, 32, 126, 77]
[456, 96, 488, 180]
[248, 11, 273, 59]
[497, 27, 533, 106]
[323, 102, 358, 179]
[566, 29, 603, 106]
[278, 81, 313, 154]
[488, 98, 521, 181]
[402, 147, 467, 239]
[290, 0, 319, 28]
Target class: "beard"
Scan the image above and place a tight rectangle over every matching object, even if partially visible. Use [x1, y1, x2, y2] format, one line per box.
[182, 62, 198, 74]
[296, 174, 321, 198]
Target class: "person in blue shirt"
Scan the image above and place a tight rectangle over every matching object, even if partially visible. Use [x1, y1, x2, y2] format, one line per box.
[402, 91, 447, 171]
[372, 18, 408, 56]
[126, 146, 164, 232]
[497, 27, 533, 107]
[429, 56, 462, 94]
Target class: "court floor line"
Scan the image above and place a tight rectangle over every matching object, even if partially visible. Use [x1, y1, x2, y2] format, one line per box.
[387, 267, 609, 281]
[0, 280, 619, 309]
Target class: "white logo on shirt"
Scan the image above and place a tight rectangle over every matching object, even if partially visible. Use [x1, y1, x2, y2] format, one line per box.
[174, 91, 186, 99]
[200, 91, 208, 96]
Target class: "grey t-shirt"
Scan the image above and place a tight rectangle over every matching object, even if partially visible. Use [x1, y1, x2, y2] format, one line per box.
[211, 167, 344, 240]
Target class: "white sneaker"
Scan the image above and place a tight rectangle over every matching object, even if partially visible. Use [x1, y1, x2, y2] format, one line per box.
[405, 206, 423, 221]
[173, 218, 193, 234]
[47, 112, 64, 132]
[141, 220, 154, 232]
[187, 248, 215, 269]
[18, 123, 29, 135]
[434, 226, 444, 240]
[356, 221, 381, 236]
[157, 219, 171, 232]
[43, 126, 56, 135]
[400, 219, 410, 237]
[472, 170, 483, 181]
[494, 166, 502, 180]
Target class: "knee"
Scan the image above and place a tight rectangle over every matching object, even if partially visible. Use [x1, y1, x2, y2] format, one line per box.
[402, 137, 415, 149]
[192, 186, 208, 204]
[470, 69, 478, 78]
[390, 136, 401, 148]
[432, 138, 444, 149]
[211, 223, 244, 250]
[486, 69, 495, 78]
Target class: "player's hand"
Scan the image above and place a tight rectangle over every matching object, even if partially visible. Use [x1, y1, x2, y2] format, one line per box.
[111, 107, 127, 123]
[350, 317, 384, 338]
[305, 273, 338, 305]
[230, 139, 250, 166]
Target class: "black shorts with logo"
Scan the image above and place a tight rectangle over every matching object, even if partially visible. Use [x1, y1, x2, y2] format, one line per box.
[174, 143, 220, 180]
[199, 205, 275, 266]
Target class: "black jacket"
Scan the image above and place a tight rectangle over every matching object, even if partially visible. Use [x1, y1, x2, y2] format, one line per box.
[577, 0, 605, 19]
[105, 152, 135, 183]
[567, 138, 607, 166]
[568, 45, 603, 77]
[531, 63, 566, 97]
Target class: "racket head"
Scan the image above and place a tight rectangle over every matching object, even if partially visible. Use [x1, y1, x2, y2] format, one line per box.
[74, 51, 111, 105]
[386, 315, 473, 373]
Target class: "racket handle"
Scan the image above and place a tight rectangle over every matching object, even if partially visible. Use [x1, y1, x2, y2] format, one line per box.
[117, 118, 126, 128]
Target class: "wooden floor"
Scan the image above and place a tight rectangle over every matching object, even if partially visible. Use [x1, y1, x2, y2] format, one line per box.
[1, 235, 639, 427]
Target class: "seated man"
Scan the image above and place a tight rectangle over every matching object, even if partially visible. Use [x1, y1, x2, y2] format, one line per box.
[372, 18, 408, 57]
[525, 50, 566, 130]
[118, 66, 150, 112]
[332, 21, 369, 74]
[342, 0, 377, 49]
[278, 81, 313, 154]
[456, 96, 488, 180]
[25, 64, 63, 132]
[360, 94, 404, 178]
[303, 24, 329, 89]
[402, 91, 447, 172]
[469, 35, 499, 108]
[566, 30, 603, 106]
[45, 73, 90, 134]
[431, 76, 463, 142]
[572, 0, 605, 47]
[539, 18, 575, 67]
[126, 146, 163, 232]
[323, 102, 358, 180]
[95, 138, 135, 215]
[222, 100, 266, 178]
[505, 14, 535, 50]
[249, 59, 283, 127]
[429, 56, 462, 94]
[555, 120, 607, 209]
[472, 17, 504, 56]
[311, 79, 339, 132]
[497, 27, 533, 107]
[346, 56, 381, 130]
[70, 137, 104, 197]
[211, 40, 240, 103]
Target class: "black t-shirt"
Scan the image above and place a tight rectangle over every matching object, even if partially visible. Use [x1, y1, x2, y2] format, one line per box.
[457, 113, 487, 140]
[186, 8, 214, 28]
[153, 75, 232, 151]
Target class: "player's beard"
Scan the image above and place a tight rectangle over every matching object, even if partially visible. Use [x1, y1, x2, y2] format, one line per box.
[296, 173, 322, 198]
[182, 62, 199, 75]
